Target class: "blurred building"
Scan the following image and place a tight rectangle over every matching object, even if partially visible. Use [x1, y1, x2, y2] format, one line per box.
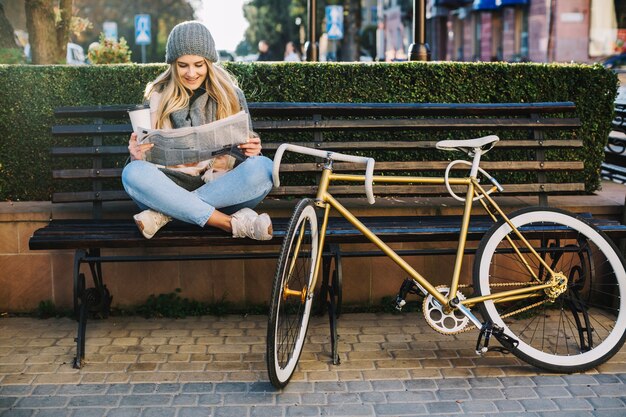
[426, 0, 626, 63]
[363, 0, 625, 63]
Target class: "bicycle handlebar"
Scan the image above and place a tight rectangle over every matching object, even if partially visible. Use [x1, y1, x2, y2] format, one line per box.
[272, 143, 377, 204]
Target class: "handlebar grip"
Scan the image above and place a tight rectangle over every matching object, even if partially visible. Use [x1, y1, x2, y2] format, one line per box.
[272, 143, 376, 204]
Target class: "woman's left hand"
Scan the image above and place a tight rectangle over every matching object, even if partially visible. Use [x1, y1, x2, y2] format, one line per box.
[238, 135, 262, 157]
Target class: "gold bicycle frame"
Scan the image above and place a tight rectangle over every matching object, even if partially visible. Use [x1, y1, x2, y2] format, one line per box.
[300, 164, 559, 310]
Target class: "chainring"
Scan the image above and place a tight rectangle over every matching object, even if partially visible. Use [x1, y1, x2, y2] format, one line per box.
[423, 286, 470, 335]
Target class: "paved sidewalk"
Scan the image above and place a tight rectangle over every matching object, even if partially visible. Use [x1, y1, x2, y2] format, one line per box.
[1, 313, 625, 416]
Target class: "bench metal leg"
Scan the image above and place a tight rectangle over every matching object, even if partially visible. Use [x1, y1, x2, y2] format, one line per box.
[71, 249, 112, 368]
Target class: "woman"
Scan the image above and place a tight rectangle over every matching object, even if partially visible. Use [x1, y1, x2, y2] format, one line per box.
[283, 41, 301, 62]
[122, 21, 274, 240]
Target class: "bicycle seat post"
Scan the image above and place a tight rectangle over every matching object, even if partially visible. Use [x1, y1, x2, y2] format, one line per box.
[469, 148, 483, 178]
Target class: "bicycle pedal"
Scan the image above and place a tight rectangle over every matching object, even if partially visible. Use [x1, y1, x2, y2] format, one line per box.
[475, 322, 519, 356]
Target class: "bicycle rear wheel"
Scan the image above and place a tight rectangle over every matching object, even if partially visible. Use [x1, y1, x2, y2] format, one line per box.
[267, 199, 319, 388]
[473, 207, 626, 372]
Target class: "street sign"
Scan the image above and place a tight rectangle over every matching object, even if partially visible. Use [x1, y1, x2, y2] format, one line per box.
[134, 14, 151, 45]
[326, 6, 343, 40]
[103, 21, 117, 41]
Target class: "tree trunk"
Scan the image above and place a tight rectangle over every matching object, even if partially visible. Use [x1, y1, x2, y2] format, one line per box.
[340, 0, 361, 61]
[25, 0, 59, 64]
[56, 0, 72, 60]
[0, 4, 18, 49]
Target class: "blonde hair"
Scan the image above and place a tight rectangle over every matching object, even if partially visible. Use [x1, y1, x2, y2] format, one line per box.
[145, 59, 241, 129]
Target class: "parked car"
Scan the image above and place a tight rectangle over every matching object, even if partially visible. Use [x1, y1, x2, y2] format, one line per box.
[218, 50, 235, 62]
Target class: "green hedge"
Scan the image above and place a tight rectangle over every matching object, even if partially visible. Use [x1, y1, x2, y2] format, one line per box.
[0, 62, 617, 201]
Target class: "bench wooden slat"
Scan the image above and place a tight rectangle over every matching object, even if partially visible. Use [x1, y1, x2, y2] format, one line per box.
[261, 140, 583, 150]
[52, 190, 129, 203]
[54, 102, 577, 119]
[52, 124, 132, 136]
[253, 118, 581, 131]
[51, 146, 129, 156]
[278, 161, 583, 173]
[53, 168, 122, 179]
[50, 140, 584, 158]
[51, 161, 584, 181]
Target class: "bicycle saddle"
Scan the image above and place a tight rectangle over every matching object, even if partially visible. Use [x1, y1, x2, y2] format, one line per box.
[436, 135, 500, 154]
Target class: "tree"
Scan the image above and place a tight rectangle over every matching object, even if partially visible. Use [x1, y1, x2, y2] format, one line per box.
[24, 0, 73, 64]
[73, 0, 196, 63]
[339, 0, 361, 61]
[0, 3, 18, 49]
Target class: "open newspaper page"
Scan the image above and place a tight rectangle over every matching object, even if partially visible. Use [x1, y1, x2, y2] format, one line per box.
[136, 111, 249, 166]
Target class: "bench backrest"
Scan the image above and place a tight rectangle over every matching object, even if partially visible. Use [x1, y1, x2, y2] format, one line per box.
[51, 102, 582, 218]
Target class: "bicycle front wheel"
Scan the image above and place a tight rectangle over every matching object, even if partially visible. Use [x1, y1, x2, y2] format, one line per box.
[474, 207, 626, 372]
[267, 199, 319, 388]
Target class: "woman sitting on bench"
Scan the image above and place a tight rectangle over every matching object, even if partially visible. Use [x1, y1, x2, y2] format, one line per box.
[123, 21, 274, 240]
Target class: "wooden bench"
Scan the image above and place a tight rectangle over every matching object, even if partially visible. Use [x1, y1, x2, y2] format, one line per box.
[602, 102, 626, 183]
[29, 101, 626, 368]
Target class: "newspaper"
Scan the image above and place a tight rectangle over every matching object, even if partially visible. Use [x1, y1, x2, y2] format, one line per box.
[137, 111, 249, 166]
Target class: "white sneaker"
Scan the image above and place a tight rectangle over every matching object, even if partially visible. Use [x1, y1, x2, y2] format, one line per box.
[231, 208, 273, 240]
[133, 209, 171, 239]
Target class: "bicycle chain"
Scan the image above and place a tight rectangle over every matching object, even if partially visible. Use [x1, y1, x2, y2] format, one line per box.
[431, 283, 550, 335]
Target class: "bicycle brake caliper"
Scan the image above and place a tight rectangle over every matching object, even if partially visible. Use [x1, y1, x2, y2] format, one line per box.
[475, 322, 519, 355]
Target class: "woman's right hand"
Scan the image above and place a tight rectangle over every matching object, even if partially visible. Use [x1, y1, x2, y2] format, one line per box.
[128, 132, 154, 161]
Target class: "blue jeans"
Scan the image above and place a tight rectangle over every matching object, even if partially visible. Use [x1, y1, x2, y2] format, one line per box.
[122, 156, 274, 227]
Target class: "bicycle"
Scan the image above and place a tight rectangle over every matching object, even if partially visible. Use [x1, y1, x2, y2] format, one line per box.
[265, 136, 626, 388]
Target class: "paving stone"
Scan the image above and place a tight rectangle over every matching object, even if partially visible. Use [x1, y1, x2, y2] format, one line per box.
[436, 389, 471, 401]
[223, 393, 274, 406]
[0, 397, 18, 409]
[561, 375, 599, 385]
[592, 374, 621, 384]
[326, 392, 361, 405]
[424, 400, 462, 414]
[103, 409, 142, 417]
[591, 411, 626, 417]
[403, 379, 437, 390]
[552, 397, 593, 410]
[590, 384, 626, 397]
[503, 387, 537, 399]
[531, 376, 566, 386]
[197, 394, 221, 405]
[247, 382, 275, 393]
[359, 391, 386, 403]
[67, 395, 120, 407]
[15, 396, 68, 408]
[283, 405, 320, 416]
[467, 377, 503, 388]
[518, 398, 559, 412]
[536, 412, 594, 417]
[565, 385, 596, 397]
[467, 388, 505, 400]
[119, 395, 171, 407]
[435, 379, 471, 389]
[0, 410, 34, 417]
[214, 383, 246, 393]
[373, 403, 428, 416]
[586, 397, 626, 409]
[500, 377, 535, 387]
[30, 386, 57, 396]
[249, 406, 285, 417]
[177, 408, 214, 417]
[171, 394, 198, 406]
[385, 390, 436, 403]
[322, 404, 374, 416]
[70, 409, 108, 417]
[0, 387, 31, 396]
[140, 408, 176, 417]
[533, 385, 572, 398]
[345, 381, 372, 392]
[106, 385, 132, 395]
[313, 382, 347, 393]
[493, 399, 524, 412]
[58, 384, 108, 396]
[131, 383, 157, 394]
[459, 399, 498, 413]
[299, 393, 326, 405]
[182, 383, 215, 394]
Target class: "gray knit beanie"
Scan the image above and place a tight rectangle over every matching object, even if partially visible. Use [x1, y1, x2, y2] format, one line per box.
[165, 21, 218, 63]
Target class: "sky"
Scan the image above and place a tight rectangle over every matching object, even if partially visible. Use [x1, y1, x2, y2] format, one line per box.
[199, 0, 248, 51]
